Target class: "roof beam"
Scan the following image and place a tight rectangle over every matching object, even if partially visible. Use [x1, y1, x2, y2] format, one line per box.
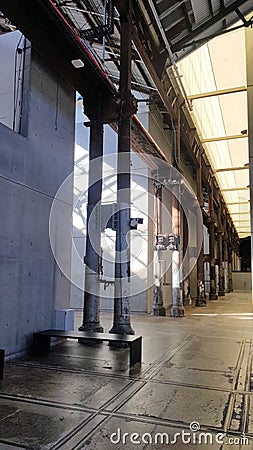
[188, 86, 246, 100]
[235, 226, 251, 228]
[182, 1, 192, 31]
[231, 211, 250, 215]
[235, 7, 249, 26]
[207, 0, 214, 17]
[226, 201, 249, 205]
[159, 1, 185, 21]
[202, 134, 248, 143]
[222, 187, 249, 192]
[171, 0, 249, 51]
[132, 19, 176, 121]
[215, 165, 249, 173]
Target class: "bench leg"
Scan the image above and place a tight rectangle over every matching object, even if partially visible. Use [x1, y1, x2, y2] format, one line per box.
[129, 338, 142, 367]
[0, 349, 5, 380]
[32, 334, 51, 354]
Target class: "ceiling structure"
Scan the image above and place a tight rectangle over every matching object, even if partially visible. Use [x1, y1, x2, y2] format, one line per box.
[50, 0, 253, 237]
[178, 25, 250, 237]
[151, 0, 253, 61]
[1, 0, 253, 238]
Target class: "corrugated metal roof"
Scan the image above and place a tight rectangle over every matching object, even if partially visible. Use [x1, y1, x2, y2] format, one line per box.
[154, 0, 253, 60]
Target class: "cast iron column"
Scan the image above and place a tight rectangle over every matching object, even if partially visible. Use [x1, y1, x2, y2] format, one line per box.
[223, 228, 229, 293]
[79, 119, 104, 333]
[170, 190, 184, 316]
[217, 204, 225, 296]
[110, 0, 135, 335]
[153, 182, 166, 315]
[208, 186, 218, 300]
[196, 153, 206, 306]
[227, 229, 233, 292]
[182, 210, 191, 305]
[245, 22, 253, 300]
[170, 108, 184, 317]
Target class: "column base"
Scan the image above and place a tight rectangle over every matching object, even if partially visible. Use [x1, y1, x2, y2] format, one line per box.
[78, 323, 104, 345]
[196, 297, 207, 307]
[209, 293, 218, 300]
[109, 323, 135, 335]
[152, 305, 166, 316]
[152, 286, 165, 316]
[218, 290, 225, 297]
[109, 323, 135, 347]
[170, 305, 185, 317]
[79, 323, 104, 333]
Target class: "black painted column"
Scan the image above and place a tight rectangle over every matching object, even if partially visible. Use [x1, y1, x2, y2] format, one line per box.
[110, 0, 135, 335]
[79, 112, 104, 333]
[217, 204, 225, 296]
[208, 186, 218, 300]
[196, 153, 206, 306]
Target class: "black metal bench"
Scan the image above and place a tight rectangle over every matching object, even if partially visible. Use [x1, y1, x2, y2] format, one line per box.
[0, 349, 5, 380]
[32, 329, 142, 367]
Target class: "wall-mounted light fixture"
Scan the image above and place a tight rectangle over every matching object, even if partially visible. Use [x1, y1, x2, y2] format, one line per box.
[71, 59, 84, 68]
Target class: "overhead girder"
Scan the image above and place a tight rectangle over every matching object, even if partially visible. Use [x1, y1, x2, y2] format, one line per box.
[0, 0, 240, 247]
[170, 0, 252, 52]
[0, 0, 116, 103]
[131, 8, 238, 244]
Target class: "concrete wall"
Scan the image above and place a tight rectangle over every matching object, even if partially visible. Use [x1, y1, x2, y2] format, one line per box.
[0, 40, 75, 356]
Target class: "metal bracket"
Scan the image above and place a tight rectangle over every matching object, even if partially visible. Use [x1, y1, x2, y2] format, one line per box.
[156, 234, 180, 251]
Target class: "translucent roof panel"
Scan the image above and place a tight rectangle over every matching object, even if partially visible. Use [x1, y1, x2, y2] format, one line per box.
[178, 25, 250, 237]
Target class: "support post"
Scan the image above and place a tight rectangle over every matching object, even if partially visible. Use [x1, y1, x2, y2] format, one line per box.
[228, 237, 233, 292]
[170, 107, 184, 317]
[152, 182, 166, 315]
[196, 153, 206, 306]
[208, 186, 218, 300]
[182, 209, 192, 306]
[245, 22, 253, 299]
[223, 228, 229, 293]
[79, 103, 104, 333]
[0, 349, 5, 380]
[110, 0, 135, 335]
[217, 204, 225, 296]
[170, 190, 184, 317]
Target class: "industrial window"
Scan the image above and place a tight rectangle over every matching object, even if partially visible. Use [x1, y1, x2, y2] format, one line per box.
[0, 21, 30, 136]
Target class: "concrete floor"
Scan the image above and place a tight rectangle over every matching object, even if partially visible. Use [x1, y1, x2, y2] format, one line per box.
[0, 292, 253, 449]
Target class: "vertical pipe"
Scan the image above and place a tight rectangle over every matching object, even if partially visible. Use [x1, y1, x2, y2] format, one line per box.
[110, 0, 135, 335]
[79, 120, 104, 333]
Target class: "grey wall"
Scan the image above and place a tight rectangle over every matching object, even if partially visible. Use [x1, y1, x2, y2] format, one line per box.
[0, 45, 75, 356]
